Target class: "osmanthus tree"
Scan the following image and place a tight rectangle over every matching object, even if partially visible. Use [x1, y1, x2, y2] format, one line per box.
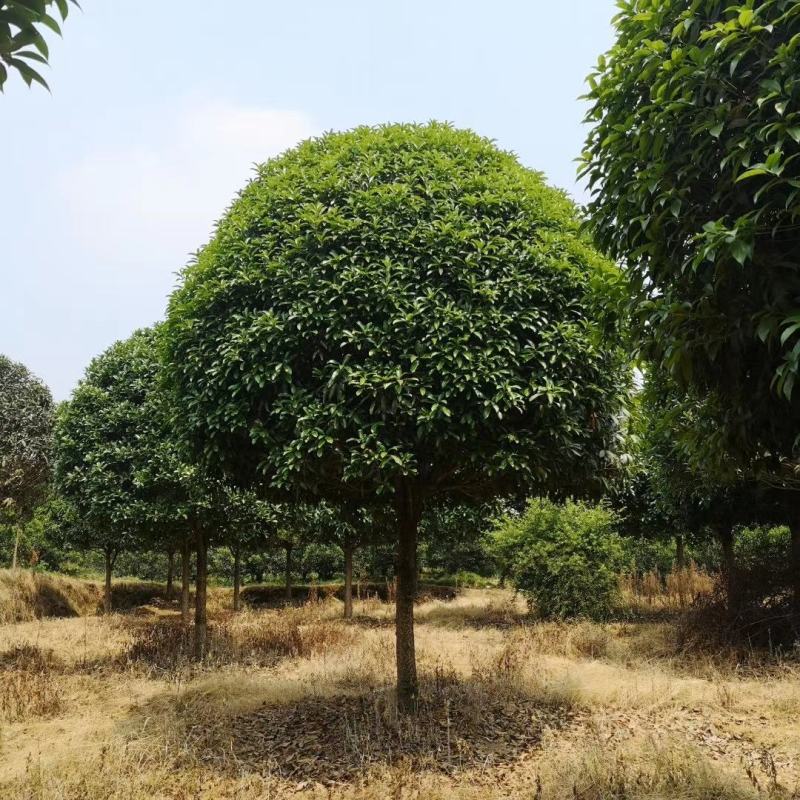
[419, 501, 499, 580]
[223, 492, 272, 612]
[164, 122, 629, 710]
[634, 368, 786, 611]
[0, 354, 54, 568]
[300, 501, 389, 618]
[54, 327, 231, 646]
[581, 1, 800, 596]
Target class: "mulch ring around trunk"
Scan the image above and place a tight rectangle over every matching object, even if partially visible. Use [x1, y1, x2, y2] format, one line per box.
[188, 677, 575, 785]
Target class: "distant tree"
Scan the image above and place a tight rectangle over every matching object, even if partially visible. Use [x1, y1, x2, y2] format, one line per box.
[0, 1, 78, 91]
[0, 354, 54, 568]
[54, 328, 231, 640]
[581, 0, 800, 608]
[164, 123, 629, 710]
[307, 502, 390, 618]
[420, 502, 498, 579]
[635, 369, 784, 611]
[223, 492, 271, 611]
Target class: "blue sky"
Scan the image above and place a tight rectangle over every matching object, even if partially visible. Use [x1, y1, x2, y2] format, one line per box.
[1, 0, 618, 400]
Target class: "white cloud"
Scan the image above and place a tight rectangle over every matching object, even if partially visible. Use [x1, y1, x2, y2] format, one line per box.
[58, 100, 316, 268]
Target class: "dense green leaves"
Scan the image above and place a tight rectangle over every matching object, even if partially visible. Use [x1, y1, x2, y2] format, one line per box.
[582, 0, 800, 462]
[490, 498, 624, 619]
[0, 0, 78, 90]
[165, 123, 629, 503]
[0, 354, 53, 520]
[53, 327, 235, 559]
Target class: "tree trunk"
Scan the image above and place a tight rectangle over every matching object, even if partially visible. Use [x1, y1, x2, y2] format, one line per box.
[181, 538, 191, 624]
[11, 525, 21, 570]
[790, 518, 800, 622]
[166, 548, 175, 600]
[344, 542, 354, 619]
[194, 528, 208, 659]
[716, 525, 739, 614]
[675, 534, 686, 571]
[285, 544, 293, 602]
[103, 550, 113, 615]
[232, 545, 241, 612]
[394, 479, 421, 713]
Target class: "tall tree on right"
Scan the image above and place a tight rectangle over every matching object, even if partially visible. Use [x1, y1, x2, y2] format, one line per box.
[581, 0, 800, 610]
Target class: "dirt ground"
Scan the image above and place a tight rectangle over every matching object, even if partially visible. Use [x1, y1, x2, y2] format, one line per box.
[1, 587, 799, 799]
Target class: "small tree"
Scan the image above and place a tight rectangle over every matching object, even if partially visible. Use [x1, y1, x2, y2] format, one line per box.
[492, 498, 624, 620]
[54, 327, 230, 641]
[0, 355, 54, 568]
[223, 492, 272, 611]
[164, 123, 628, 710]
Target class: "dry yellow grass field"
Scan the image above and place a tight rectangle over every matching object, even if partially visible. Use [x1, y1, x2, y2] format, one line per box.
[1, 579, 799, 799]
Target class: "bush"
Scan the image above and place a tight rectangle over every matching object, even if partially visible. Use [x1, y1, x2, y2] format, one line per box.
[734, 525, 791, 603]
[492, 499, 623, 620]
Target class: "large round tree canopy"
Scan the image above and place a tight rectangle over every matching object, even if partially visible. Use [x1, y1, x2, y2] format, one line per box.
[0, 355, 53, 517]
[165, 122, 627, 501]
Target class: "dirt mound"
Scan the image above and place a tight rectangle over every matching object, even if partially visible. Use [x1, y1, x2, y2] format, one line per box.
[0, 570, 99, 624]
[0, 571, 175, 624]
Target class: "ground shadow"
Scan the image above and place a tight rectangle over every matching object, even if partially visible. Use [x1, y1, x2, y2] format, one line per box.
[128, 670, 577, 785]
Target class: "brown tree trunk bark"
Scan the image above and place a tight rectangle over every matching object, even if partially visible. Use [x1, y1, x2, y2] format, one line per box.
[284, 544, 293, 602]
[104, 550, 113, 615]
[181, 538, 191, 624]
[11, 525, 21, 570]
[789, 518, 800, 621]
[194, 528, 208, 659]
[675, 534, 686, 571]
[232, 545, 241, 612]
[716, 525, 738, 614]
[166, 548, 175, 600]
[394, 479, 421, 713]
[344, 542, 354, 619]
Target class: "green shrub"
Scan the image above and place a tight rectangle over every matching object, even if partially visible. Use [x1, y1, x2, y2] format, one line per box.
[492, 498, 623, 620]
[734, 525, 790, 603]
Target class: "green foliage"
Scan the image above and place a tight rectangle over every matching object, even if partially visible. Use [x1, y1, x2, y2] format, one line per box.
[424, 570, 494, 588]
[53, 327, 241, 561]
[164, 122, 629, 505]
[54, 329, 167, 558]
[492, 498, 623, 619]
[0, 0, 78, 91]
[582, 0, 800, 461]
[0, 354, 54, 521]
[735, 524, 790, 572]
[620, 535, 678, 576]
[420, 502, 498, 576]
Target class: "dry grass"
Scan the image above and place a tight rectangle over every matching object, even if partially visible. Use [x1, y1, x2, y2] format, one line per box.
[1, 585, 799, 799]
[619, 562, 716, 614]
[0, 569, 100, 624]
